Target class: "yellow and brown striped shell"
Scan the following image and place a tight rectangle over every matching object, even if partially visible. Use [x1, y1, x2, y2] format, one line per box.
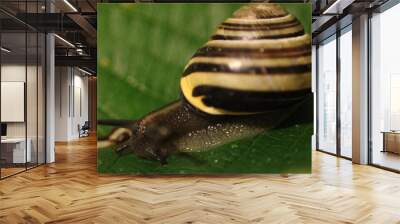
[180, 4, 311, 115]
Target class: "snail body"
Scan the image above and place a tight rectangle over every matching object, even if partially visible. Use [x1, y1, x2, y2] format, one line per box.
[99, 4, 312, 164]
[100, 98, 312, 164]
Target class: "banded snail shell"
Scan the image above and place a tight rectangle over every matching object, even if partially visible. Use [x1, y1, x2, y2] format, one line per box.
[180, 4, 311, 116]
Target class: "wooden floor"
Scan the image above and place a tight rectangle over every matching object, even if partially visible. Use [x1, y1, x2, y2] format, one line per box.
[0, 136, 400, 224]
[1, 167, 26, 178]
[372, 151, 400, 171]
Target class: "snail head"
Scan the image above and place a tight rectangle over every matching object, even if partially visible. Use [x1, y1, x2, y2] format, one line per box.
[98, 119, 174, 165]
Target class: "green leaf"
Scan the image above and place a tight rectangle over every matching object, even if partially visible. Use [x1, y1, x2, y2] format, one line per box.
[98, 3, 312, 174]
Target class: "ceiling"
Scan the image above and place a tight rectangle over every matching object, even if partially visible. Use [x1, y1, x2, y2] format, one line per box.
[0, 0, 98, 74]
[2, 0, 395, 73]
[312, 0, 390, 44]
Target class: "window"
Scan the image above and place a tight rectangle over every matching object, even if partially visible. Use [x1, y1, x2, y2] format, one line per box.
[339, 26, 352, 158]
[0, 2, 47, 179]
[317, 35, 337, 154]
[371, 3, 400, 171]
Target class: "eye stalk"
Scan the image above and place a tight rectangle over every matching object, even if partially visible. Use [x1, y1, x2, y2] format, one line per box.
[97, 119, 137, 150]
[97, 127, 134, 149]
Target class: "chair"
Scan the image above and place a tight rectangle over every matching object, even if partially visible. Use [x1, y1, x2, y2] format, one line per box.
[79, 121, 90, 138]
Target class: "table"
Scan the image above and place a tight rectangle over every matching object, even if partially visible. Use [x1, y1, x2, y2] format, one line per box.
[1, 138, 32, 164]
[382, 131, 400, 154]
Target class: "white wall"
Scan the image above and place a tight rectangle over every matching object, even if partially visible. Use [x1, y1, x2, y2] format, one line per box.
[1, 63, 46, 164]
[54, 67, 89, 141]
[0, 65, 41, 138]
[72, 73, 89, 138]
[1, 65, 26, 139]
[55, 67, 69, 141]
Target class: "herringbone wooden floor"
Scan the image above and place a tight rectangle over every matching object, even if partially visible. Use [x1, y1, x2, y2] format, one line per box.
[0, 135, 400, 224]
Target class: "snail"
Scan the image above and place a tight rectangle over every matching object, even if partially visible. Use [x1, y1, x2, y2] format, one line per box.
[98, 4, 312, 165]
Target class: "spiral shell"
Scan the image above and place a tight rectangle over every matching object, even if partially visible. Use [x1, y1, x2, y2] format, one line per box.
[180, 4, 311, 115]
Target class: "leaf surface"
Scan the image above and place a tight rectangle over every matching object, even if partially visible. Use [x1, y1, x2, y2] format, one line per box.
[98, 3, 312, 174]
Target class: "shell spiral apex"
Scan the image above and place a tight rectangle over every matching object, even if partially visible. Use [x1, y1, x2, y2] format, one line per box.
[180, 4, 311, 116]
[232, 4, 288, 19]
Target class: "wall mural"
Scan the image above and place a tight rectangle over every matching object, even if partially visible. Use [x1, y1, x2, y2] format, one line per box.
[97, 3, 313, 174]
